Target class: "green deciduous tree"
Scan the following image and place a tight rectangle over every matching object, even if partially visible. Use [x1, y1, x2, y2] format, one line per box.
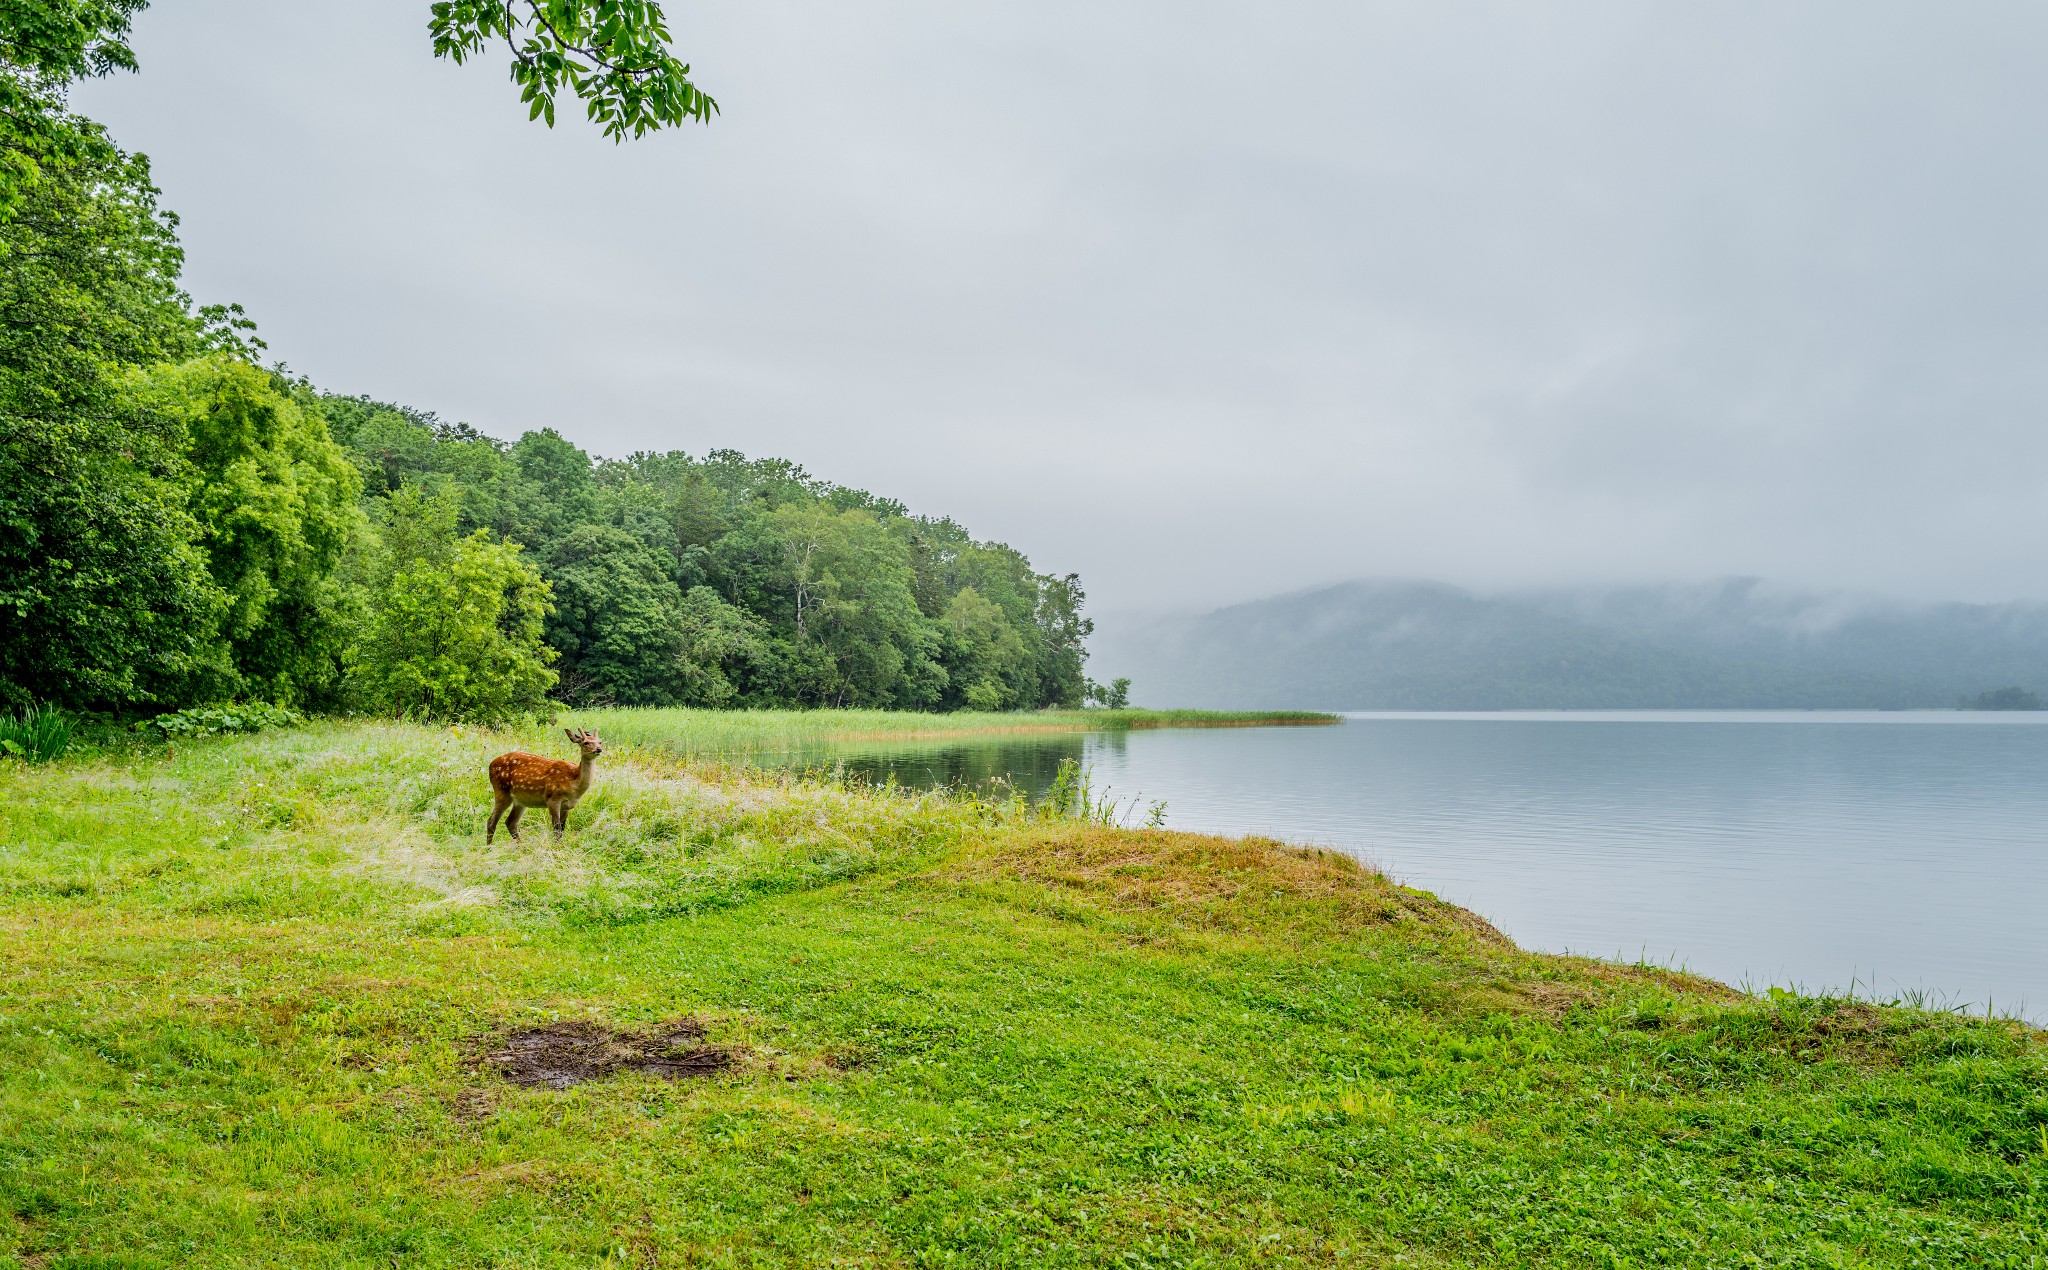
[125, 357, 364, 707]
[0, 141, 228, 709]
[1085, 675, 1131, 710]
[672, 584, 769, 706]
[758, 501, 945, 708]
[1032, 571, 1092, 708]
[508, 427, 600, 545]
[0, 1, 146, 218]
[941, 586, 1030, 711]
[350, 486, 556, 723]
[543, 523, 686, 705]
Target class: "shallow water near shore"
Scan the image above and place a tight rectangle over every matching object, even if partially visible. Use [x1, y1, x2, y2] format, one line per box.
[773, 711, 2048, 1020]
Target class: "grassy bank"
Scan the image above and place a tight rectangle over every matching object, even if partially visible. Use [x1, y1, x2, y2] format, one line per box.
[2, 719, 2043, 1267]
[557, 708, 1339, 763]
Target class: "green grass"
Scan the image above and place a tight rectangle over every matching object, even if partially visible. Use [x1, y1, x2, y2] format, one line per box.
[555, 707, 1337, 763]
[2, 718, 2044, 1267]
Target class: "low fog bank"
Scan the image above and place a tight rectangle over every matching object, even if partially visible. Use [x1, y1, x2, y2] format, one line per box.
[1088, 578, 2048, 710]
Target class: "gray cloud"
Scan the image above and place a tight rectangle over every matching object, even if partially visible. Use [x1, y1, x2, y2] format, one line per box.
[74, 0, 2048, 613]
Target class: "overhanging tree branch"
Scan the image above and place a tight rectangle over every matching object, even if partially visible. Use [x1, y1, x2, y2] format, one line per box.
[0, 1, 717, 221]
[428, 0, 718, 139]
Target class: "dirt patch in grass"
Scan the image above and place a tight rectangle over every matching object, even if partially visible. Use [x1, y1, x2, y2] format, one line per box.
[448, 1087, 498, 1121]
[472, 1019, 732, 1089]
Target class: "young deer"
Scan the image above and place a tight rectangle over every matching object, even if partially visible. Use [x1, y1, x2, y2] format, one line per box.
[487, 728, 605, 843]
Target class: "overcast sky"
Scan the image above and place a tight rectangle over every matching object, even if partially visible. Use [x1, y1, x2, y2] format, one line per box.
[72, 1, 2048, 614]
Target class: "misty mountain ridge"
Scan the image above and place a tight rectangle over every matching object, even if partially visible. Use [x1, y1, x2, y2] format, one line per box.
[1091, 578, 2048, 710]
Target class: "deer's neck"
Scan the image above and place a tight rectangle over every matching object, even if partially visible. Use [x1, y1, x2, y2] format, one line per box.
[574, 754, 596, 794]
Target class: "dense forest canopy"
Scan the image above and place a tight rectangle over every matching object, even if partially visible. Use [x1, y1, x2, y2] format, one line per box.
[0, 5, 1094, 722]
[322, 397, 1093, 713]
[0, 203, 1094, 719]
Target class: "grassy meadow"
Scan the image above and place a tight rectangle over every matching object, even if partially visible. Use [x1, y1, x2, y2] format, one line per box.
[1, 714, 2044, 1267]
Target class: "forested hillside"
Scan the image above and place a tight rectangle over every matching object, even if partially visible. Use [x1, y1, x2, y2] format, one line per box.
[0, 14, 1089, 722]
[1093, 579, 2048, 710]
[5, 303, 1091, 719]
[320, 400, 1092, 714]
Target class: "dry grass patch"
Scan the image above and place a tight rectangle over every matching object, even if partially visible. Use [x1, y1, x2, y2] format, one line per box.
[1502, 958, 1747, 1019]
[946, 824, 1513, 946]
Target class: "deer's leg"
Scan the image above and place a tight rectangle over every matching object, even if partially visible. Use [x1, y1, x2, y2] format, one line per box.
[487, 789, 511, 843]
[505, 805, 524, 842]
[549, 797, 566, 840]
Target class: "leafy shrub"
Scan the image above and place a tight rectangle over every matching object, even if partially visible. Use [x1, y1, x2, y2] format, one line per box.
[1083, 676, 1132, 709]
[348, 486, 557, 725]
[136, 702, 303, 740]
[0, 705, 73, 763]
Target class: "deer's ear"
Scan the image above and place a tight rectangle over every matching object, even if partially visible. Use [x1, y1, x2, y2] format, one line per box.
[565, 728, 581, 743]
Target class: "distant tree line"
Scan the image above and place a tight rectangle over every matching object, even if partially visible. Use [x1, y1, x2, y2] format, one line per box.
[1961, 687, 2044, 711]
[0, 106, 1093, 723]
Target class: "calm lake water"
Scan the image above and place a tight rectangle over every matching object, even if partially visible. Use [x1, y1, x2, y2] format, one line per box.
[787, 712, 2048, 1019]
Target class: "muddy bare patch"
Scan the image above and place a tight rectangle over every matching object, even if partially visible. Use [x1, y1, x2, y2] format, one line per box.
[472, 1019, 732, 1089]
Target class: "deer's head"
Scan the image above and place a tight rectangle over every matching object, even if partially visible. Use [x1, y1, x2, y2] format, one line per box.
[565, 728, 605, 759]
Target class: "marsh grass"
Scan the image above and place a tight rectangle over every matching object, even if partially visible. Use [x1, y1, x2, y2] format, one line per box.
[0, 718, 2043, 1267]
[557, 706, 1338, 763]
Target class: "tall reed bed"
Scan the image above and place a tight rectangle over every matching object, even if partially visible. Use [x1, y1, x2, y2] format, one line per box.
[558, 706, 1337, 762]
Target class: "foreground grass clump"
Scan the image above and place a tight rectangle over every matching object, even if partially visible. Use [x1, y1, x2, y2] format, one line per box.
[0, 705, 72, 764]
[1, 720, 2043, 1267]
